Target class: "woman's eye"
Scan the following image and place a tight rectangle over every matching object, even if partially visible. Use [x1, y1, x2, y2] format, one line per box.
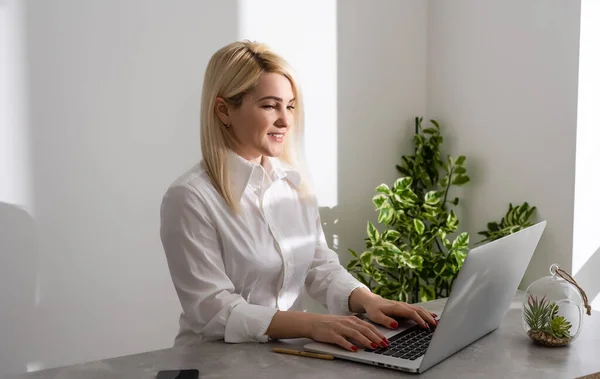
[262, 104, 276, 110]
[287, 105, 295, 110]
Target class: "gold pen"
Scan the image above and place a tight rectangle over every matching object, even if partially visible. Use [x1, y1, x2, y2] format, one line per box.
[272, 348, 335, 360]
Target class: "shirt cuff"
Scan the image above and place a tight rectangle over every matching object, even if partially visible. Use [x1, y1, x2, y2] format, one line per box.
[326, 272, 370, 315]
[224, 303, 278, 343]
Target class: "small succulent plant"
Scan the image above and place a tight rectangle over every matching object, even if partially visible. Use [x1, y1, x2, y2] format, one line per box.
[549, 316, 572, 339]
[523, 295, 573, 346]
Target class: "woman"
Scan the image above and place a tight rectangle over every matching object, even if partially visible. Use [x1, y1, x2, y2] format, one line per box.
[160, 40, 437, 352]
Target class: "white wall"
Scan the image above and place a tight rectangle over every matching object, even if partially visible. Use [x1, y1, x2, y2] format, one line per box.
[573, 0, 600, 310]
[426, 0, 581, 289]
[333, 0, 428, 269]
[0, 0, 239, 374]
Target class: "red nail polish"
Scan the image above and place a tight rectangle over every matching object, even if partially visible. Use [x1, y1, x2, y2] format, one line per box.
[391, 321, 399, 329]
[351, 345, 358, 352]
[371, 342, 378, 349]
[433, 314, 438, 318]
[382, 341, 389, 347]
[383, 338, 389, 344]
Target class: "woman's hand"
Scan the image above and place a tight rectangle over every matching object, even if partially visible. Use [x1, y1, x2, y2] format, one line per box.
[350, 288, 438, 330]
[364, 296, 438, 330]
[308, 314, 390, 352]
[267, 288, 438, 353]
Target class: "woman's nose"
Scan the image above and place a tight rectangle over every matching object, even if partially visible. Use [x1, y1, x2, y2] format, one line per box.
[277, 112, 291, 128]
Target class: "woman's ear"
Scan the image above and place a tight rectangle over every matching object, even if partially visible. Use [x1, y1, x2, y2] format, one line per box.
[214, 97, 230, 126]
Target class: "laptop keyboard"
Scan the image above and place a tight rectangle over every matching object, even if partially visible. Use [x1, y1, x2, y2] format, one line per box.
[364, 324, 434, 361]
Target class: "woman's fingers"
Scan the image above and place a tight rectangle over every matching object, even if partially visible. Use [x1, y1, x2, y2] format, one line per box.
[349, 317, 388, 346]
[383, 303, 428, 329]
[406, 307, 428, 328]
[342, 326, 377, 349]
[330, 318, 389, 351]
[407, 304, 437, 327]
[332, 334, 358, 352]
[312, 315, 391, 352]
[367, 308, 400, 330]
[415, 305, 438, 320]
[362, 320, 389, 344]
[353, 321, 388, 347]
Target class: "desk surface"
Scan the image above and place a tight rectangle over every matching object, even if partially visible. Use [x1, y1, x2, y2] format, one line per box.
[10, 293, 600, 379]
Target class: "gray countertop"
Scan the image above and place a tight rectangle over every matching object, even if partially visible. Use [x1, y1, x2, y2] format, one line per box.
[9, 293, 600, 379]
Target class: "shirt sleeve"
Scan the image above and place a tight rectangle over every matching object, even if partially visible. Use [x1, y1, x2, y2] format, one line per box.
[160, 184, 277, 343]
[304, 211, 370, 315]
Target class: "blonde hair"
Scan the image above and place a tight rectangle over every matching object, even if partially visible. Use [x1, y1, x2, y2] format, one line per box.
[199, 40, 311, 211]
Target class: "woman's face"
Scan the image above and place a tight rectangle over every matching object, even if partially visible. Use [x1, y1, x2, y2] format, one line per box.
[217, 73, 296, 162]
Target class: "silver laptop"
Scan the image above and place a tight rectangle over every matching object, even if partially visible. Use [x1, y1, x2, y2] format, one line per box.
[304, 221, 546, 374]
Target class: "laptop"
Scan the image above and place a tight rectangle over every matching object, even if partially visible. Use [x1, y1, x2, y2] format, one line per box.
[304, 221, 546, 374]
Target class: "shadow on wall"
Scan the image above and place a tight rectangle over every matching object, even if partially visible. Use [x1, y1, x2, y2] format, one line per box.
[18, 0, 239, 370]
[301, 0, 428, 313]
[305, 206, 356, 305]
[300, 206, 361, 314]
[333, 0, 427, 269]
[0, 202, 38, 376]
[574, 247, 600, 311]
[318, 206, 351, 263]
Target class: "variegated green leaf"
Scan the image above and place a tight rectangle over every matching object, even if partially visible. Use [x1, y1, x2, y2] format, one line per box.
[382, 242, 402, 255]
[372, 193, 387, 210]
[347, 259, 359, 270]
[348, 248, 358, 258]
[383, 230, 401, 242]
[367, 221, 380, 243]
[452, 174, 470, 186]
[407, 255, 424, 269]
[375, 183, 392, 195]
[414, 219, 425, 235]
[378, 207, 393, 225]
[393, 177, 413, 192]
[360, 251, 373, 267]
[452, 232, 469, 249]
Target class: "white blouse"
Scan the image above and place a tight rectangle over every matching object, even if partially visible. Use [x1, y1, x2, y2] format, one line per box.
[159, 151, 367, 346]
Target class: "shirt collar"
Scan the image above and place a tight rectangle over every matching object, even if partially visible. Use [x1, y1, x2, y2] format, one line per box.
[226, 150, 302, 200]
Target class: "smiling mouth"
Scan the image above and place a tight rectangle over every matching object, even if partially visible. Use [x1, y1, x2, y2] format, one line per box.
[267, 132, 285, 142]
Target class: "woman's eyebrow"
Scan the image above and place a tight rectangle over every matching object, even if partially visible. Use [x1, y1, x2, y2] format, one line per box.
[258, 96, 296, 103]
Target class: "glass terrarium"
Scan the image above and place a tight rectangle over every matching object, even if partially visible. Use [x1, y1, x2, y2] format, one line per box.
[522, 264, 589, 347]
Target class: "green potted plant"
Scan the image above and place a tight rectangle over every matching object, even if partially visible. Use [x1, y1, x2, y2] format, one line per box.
[476, 202, 537, 245]
[347, 117, 538, 304]
[523, 295, 573, 346]
[347, 117, 470, 303]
